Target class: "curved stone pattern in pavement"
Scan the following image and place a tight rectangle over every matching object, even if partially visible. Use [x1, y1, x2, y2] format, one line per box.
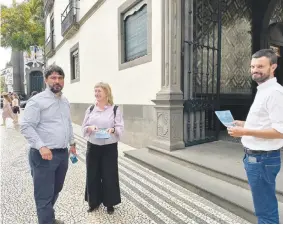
[0, 119, 248, 224]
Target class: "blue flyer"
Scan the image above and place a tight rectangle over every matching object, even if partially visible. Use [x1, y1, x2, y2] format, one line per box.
[215, 110, 235, 127]
[95, 129, 110, 139]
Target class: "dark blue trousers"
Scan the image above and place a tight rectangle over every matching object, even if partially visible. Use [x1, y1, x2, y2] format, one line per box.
[29, 148, 69, 224]
[243, 150, 281, 224]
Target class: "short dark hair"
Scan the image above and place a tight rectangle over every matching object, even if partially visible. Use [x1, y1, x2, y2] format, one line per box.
[252, 49, 278, 65]
[44, 65, 65, 79]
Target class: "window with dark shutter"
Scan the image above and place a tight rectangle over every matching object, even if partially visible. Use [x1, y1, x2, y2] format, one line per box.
[118, 0, 152, 70]
[124, 4, 147, 62]
[70, 44, 80, 82]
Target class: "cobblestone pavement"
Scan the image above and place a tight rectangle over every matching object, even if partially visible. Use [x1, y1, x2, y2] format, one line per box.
[0, 117, 248, 224]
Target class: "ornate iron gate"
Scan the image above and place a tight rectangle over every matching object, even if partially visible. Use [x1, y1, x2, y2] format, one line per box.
[183, 0, 225, 146]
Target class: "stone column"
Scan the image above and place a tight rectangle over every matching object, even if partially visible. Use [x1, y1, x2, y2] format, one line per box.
[11, 50, 24, 94]
[149, 0, 185, 151]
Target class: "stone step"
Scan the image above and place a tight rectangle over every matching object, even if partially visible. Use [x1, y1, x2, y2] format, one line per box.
[147, 144, 283, 203]
[124, 148, 283, 224]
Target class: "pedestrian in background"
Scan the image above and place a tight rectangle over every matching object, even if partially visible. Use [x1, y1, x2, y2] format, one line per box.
[11, 93, 20, 124]
[82, 82, 124, 214]
[1, 92, 15, 126]
[228, 49, 282, 224]
[20, 65, 77, 224]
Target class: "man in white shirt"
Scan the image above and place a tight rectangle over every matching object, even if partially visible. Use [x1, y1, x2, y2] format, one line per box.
[228, 49, 283, 224]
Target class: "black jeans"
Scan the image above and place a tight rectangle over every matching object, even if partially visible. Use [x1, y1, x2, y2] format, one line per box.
[29, 148, 68, 224]
[85, 142, 121, 208]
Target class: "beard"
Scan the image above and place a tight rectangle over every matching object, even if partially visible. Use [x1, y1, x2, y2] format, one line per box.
[252, 71, 271, 84]
[48, 83, 63, 93]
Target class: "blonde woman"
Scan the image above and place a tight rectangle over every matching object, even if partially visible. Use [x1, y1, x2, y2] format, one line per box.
[82, 82, 124, 214]
[1, 92, 15, 126]
[12, 93, 20, 123]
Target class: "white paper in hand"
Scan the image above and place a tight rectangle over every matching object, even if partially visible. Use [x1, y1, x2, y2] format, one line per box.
[215, 110, 235, 127]
[95, 129, 110, 139]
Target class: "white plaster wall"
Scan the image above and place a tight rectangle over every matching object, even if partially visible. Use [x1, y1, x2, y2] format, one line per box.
[77, 0, 99, 21]
[52, 0, 66, 46]
[45, 14, 50, 39]
[48, 0, 162, 105]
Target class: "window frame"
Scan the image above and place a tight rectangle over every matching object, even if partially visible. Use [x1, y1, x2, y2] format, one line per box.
[70, 42, 80, 83]
[118, 0, 152, 70]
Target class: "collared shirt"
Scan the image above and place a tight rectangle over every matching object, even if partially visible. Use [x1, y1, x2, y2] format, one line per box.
[241, 78, 283, 150]
[20, 88, 74, 150]
[81, 104, 124, 146]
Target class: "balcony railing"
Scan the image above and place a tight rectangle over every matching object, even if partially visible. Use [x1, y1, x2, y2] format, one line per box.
[44, 0, 54, 14]
[61, 0, 79, 38]
[45, 34, 55, 58]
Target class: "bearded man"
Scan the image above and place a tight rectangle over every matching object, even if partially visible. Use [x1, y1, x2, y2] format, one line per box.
[21, 65, 77, 224]
[228, 49, 283, 224]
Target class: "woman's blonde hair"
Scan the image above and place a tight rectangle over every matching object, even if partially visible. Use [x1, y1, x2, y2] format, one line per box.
[94, 82, 114, 105]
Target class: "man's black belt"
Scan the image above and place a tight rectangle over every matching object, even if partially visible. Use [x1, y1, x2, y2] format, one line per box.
[244, 147, 280, 154]
[51, 148, 68, 151]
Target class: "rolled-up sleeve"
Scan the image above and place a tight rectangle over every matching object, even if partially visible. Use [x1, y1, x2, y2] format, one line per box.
[267, 90, 283, 134]
[114, 108, 124, 138]
[20, 100, 45, 150]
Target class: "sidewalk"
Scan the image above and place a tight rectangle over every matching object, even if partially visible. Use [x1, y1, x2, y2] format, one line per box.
[72, 123, 248, 224]
[0, 118, 248, 224]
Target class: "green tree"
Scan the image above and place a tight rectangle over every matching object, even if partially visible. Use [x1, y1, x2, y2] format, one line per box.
[0, 0, 44, 51]
[0, 76, 7, 93]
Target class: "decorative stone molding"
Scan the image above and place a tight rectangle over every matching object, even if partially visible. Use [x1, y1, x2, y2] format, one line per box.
[159, 0, 183, 96]
[149, 0, 184, 151]
[24, 62, 44, 96]
[150, 99, 185, 151]
[157, 111, 169, 138]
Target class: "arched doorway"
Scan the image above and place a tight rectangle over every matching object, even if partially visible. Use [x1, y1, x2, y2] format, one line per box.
[30, 71, 44, 95]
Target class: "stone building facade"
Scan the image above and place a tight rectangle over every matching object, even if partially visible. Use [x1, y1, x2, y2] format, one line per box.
[44, 0, 283, 150]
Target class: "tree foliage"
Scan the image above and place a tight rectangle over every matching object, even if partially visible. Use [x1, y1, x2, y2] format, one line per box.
[0, 76, 7, 93]
[0, 0, 45, 51]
